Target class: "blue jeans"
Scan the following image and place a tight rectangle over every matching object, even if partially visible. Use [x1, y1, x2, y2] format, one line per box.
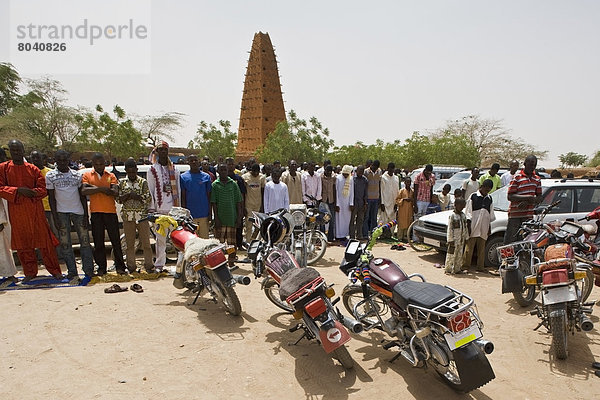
[57, 213, 95, 278]
[364, 199, 380, 237]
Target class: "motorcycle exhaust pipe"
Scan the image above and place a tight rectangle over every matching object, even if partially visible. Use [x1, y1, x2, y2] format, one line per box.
[340, 315, 364, 334]
[581, 315, 594, 332]
[474, 339, 495, 354]
[233, 275, 251, 286]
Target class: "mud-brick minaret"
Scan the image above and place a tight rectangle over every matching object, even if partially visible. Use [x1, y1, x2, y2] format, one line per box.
[236, 32, 286, 160]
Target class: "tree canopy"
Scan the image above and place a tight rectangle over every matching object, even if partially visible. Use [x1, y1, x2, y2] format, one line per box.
[76, 105, 144, 160]
[559, 152, 588, 168]
[255, 110, 334, 163]
[188, 120, 237, 160]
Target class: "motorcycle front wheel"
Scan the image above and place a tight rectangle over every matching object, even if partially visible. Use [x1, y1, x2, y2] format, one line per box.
[512, 257, 536, 307]
[342, 284, 387, 327]
[331, 344, 354, 369]
[263, 277, 293, 313]
[301, 231, 327, 265]
[407, 220, 433, 252]
[549, 304, 569, 359]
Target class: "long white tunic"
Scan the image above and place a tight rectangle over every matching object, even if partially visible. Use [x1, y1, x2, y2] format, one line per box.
[335, 174, 354, 238]
[0, 199, 17, 277]
[380, 172, 399, 223]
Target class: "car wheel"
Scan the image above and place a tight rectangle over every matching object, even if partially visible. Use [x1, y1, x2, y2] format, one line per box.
[484, 234, 504, 268]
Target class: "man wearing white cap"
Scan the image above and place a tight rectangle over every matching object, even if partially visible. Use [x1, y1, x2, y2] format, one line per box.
[335, 165, 354, 240]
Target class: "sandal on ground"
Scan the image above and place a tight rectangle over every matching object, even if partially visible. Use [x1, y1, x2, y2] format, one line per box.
[592, 361, 600, 369]
[104, 284, 128, 294]
[130, 283, 144, 293]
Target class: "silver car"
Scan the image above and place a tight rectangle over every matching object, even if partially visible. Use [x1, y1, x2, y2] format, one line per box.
[412, 179, 600, 267]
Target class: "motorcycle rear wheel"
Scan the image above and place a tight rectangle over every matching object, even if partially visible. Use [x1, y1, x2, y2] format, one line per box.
[215, 282, 242, 316]
[331, 345, 354, 369]
[342, 285, 386, 327]
[430, 341, 495, 393]
[579, 268, 594, 303]
[512, 258, 536, 307]
[263, 277, 293, 313]
[549, 305, 568, 360]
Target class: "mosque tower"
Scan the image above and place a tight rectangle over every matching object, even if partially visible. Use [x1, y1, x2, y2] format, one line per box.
[235, 32, 286, 160]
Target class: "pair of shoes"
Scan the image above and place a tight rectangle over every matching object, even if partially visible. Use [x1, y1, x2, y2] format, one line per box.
[104, 284, 128, 293]
[130, 283, 143, 293]
[433, 263, 442, 269]
[592, 361, 600, 369]
[52, 274, 64, 281]
[68, 276, 81, 285]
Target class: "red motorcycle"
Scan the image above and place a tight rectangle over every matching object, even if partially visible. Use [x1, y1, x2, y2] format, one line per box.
[143, 207, 250, 316]
[249, 209, 361, 369]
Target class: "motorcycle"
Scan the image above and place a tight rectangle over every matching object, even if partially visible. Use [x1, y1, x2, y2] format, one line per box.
[143, 207, 250, 316]
[525, 240, 595, 359]
[498, 201, 596, 307]
[339, 221, 495, 392]
[248, 208, 360, 368]
[498, 201, 561, 306]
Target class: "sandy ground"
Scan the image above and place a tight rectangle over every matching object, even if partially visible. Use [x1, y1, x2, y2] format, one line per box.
[1, 244, 599, 400]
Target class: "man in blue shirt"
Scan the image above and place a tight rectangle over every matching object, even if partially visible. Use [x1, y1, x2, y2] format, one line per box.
[180, 155, 212, 238]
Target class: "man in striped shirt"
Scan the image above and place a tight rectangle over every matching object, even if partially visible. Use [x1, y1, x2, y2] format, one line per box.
[504, 156, 542, 244]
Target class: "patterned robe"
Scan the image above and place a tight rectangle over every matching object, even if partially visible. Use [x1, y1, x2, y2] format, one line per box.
[445, 211, 469, 274]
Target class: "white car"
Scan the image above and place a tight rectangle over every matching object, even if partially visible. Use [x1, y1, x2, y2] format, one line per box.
[412, 179, 600, 267]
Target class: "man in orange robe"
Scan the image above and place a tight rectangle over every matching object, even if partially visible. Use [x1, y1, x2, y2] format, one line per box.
[0, 140, 62, 282]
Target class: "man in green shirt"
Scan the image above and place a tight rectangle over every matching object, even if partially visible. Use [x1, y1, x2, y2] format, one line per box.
[479, 163, 502, 193]
[211, 164, 243, 268]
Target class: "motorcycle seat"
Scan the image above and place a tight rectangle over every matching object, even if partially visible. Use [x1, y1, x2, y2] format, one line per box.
[392, 280, 455, 310]
[279, 267, 321, 301]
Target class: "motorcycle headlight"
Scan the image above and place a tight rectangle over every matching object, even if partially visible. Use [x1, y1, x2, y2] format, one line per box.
[291, 210, 305, 227]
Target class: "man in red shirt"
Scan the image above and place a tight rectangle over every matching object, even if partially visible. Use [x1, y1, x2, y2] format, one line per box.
[504, 155, 542, 244]
[413, 164, 436, 217]
[0, 140, 62, 282]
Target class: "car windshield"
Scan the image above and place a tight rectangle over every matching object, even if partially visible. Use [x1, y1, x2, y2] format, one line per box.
[491, 185, 510, 211]
[436, 171, 471, 193]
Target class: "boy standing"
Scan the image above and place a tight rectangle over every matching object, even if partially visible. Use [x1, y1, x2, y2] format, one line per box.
[263, 168, 289, 213]
[211, 164, 243, 269]
[117, 158, 153, 273]
[445, 197, 469, 275]
[242, 163, 265, 242]
[81, 152, 126, 275]
[463, 179, 496, 272]
[180, 155, 212, 239]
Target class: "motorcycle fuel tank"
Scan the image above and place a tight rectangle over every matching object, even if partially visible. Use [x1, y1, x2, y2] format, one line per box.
[170, 228, 197, 252]
[368, 258, 409, 294]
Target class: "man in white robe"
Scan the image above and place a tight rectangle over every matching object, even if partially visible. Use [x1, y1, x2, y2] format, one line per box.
[335, 165, 354, 239]
[379, 162, 399, 224]
[147, 141, 181, 271]
[0, 198, 17, 282]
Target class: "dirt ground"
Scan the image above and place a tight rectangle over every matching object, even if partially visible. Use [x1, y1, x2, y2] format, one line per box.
[1, 244, 599, 400]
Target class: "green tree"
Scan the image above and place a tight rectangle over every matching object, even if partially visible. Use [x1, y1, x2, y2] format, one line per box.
[0, 76, 81, 153]
[428, 132, 480, 167]
[0, 63, 22, 117]
[137, 111, 185, 147]
[76, 105, 144, 160]
[559, 152, 588, 168]
[438, 115, 547, 166]
[589, 150, 600, 168]
[189, 120, 237, 160]
[256, 110, 334, 163]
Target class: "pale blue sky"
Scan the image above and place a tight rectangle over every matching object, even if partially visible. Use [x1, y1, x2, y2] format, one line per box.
[1, 0, 599, 167]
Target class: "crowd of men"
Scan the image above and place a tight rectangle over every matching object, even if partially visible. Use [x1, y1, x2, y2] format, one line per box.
[0, 137, 545, 284]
